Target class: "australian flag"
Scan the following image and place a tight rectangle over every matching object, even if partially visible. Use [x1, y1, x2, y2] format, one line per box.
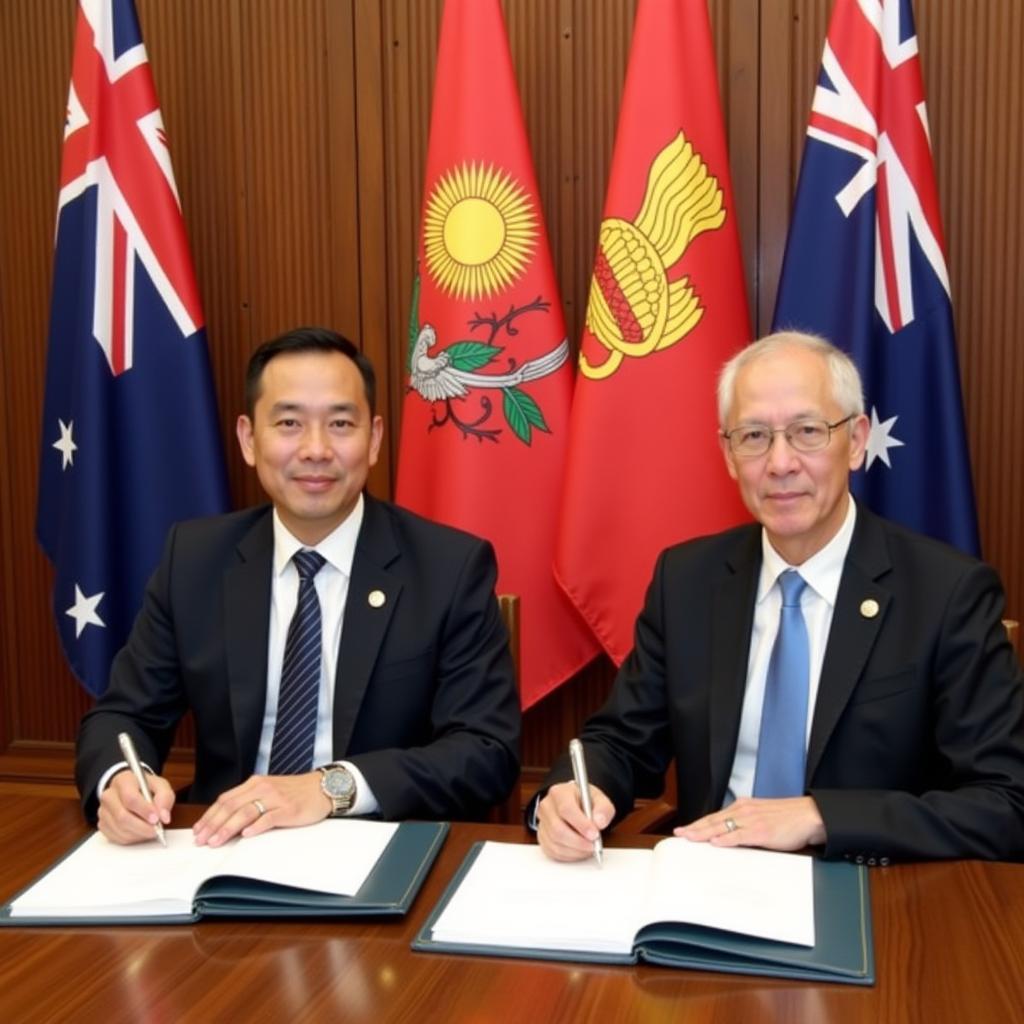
[37, 0, 230, 696]
[773, 0, 979, 555]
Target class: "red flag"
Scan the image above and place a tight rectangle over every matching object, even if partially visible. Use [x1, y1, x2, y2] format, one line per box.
[396, 0, 598, 707]
[555, 0, 752, 665]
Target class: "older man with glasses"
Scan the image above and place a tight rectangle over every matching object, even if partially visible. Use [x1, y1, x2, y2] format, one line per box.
[535, 331, 1024, 865]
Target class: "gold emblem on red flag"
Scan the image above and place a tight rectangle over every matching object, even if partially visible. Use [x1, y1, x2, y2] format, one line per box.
[423, 163, 537, 300]
[581, 131, 726, 380]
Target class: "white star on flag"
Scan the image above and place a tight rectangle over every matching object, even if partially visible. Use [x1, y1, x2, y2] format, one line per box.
[66, 584, 106, 638]
[865, 406, 905, 470]
[52, 419, 78, 470]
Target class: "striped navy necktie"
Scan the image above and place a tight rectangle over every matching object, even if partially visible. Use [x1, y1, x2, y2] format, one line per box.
[268, 549, 326, 775]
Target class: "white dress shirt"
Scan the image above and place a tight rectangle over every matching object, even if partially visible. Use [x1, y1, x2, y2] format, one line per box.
[254, 495, 378, 814]
[724, 496, 857, 805]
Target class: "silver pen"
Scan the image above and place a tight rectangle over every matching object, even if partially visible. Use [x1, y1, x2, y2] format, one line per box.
[117, 731, 167, 847]
[569, 738, 603, 867]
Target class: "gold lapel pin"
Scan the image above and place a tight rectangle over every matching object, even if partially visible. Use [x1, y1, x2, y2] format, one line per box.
[368, 589, 386, 609]
[860, 598, 880, 619]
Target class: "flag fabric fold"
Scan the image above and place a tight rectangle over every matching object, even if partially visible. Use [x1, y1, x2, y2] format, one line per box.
[37, 0, 230, 696]
[395, 0, 598, 707]
[554, 0, 752, 666]
[772, 0, 979, 554]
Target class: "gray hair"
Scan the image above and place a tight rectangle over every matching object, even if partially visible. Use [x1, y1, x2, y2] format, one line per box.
[717, 331, 865, 427]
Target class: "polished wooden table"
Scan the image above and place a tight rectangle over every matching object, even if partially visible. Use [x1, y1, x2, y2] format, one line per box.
[1, 795, 1023, 1023]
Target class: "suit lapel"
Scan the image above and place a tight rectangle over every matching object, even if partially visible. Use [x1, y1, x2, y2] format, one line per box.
[333, 497, 402, 756]
[806, 506, 892, 782]
[708, 528, 762, 804]
[224, 511, 274, 776]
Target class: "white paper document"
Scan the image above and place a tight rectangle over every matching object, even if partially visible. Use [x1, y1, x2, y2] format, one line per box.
[10, 818, 399, 919]
[430, 838, 814, 955]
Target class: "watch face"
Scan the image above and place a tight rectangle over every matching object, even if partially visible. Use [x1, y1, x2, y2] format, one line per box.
[324, 769, 355, 799]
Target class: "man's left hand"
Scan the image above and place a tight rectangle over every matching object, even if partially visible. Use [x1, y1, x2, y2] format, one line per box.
[675, 796, 826, 851]
[193, 773, 329, 846]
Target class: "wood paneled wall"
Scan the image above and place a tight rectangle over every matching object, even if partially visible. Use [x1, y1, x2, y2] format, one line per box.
[1, 1, 1021, 791]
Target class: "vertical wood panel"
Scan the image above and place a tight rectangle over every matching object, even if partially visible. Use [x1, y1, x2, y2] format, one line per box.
[140, 0, 253, 506]
[325, 1, 362, 341]
[378, 0, 443, 484]
[349, 0, 393, 496]
[713, 0, 760, 321]
[0, 273, 8, 750]
[240, 2, 337, 339]
[758, 0, 794, 332]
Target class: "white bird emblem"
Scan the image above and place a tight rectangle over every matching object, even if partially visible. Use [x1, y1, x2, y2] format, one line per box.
[409, 324, 569, 402]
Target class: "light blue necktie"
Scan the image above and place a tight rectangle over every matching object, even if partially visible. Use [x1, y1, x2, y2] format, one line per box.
[268, 549, 326, 775]
[753, 570, 810, 798]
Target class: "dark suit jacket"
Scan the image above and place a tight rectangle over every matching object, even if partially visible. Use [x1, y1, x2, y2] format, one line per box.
[546, 505, 1024, 862]
[76, 497, 520, 822]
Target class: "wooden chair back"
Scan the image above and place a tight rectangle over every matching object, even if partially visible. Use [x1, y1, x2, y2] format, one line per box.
[1004, 619, 1020, 662]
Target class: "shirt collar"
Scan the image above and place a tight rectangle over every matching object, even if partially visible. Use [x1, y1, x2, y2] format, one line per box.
[272, 493, 364, 578]
[757, 495, 857, 605]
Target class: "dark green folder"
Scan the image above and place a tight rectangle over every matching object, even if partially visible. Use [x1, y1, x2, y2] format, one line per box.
[1, 820, 448, 926]
[413, 841, 874, 985]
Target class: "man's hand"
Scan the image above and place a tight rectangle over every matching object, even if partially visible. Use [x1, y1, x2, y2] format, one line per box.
[536, 780, 615, 861]
[97, 769, 175, 845]
[192, 773, 330, 847]
[675, 796, 826, 851]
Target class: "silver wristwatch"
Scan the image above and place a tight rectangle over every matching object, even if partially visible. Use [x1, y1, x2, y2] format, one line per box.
[319, 762, 357, 816]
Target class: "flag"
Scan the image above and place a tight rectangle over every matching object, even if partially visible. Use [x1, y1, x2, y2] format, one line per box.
[36, 0, 230, 696]
[395, 0, 598, 706]
[772, 0, 979, 554]
[554, 0, 752, 666]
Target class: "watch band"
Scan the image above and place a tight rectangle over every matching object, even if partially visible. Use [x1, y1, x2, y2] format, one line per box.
[319, 762, 356, 816]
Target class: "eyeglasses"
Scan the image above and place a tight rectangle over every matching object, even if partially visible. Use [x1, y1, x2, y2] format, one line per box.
[721, 416, 854, 458]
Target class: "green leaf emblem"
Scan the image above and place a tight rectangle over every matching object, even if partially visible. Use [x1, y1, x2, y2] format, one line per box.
[445, 342, 503, 371]
[502, 386, 551, 445]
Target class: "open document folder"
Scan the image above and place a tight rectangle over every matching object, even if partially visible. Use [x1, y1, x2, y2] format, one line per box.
[3, 818, 447, 924]
[414, 838, 874, 985]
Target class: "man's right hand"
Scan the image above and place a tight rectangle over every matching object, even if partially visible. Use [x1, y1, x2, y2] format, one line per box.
[536, 780, 615, 861]
[97, 768, 176, 845]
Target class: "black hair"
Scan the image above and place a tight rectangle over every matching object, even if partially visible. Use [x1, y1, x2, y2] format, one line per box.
[244, 327, 376, 416]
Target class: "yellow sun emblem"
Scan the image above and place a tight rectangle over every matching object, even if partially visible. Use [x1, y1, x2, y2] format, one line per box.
[423, 163, 537, 300]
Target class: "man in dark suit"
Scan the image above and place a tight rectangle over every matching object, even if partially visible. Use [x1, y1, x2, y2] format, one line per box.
[537, 332, 1024, 863]
[77, 327, 520, 846]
